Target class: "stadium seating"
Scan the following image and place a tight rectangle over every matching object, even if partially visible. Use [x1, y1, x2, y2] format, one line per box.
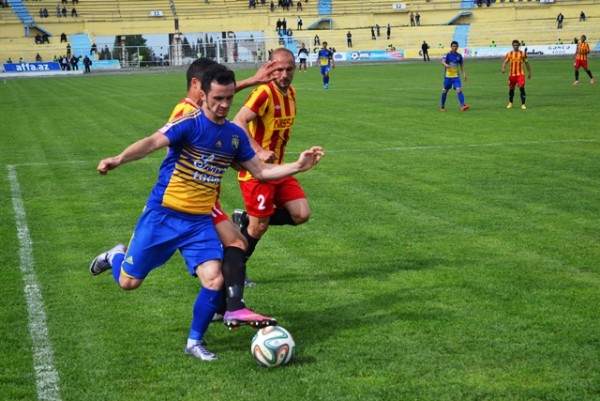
[1, 0, 599, 64]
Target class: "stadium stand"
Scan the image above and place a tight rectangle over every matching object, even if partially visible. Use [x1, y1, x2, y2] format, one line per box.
[2, 0, 600, 65]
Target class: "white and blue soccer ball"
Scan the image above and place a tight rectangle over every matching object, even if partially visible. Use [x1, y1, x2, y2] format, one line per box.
[251, 325, 295, 367]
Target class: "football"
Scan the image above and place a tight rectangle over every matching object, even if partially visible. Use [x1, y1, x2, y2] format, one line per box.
[251, 325, 295, 367]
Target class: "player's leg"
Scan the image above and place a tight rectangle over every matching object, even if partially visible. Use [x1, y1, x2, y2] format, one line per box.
[507, 78, 515, 108]
[454, 79, 468, 110]
[181, 221, 223, 361]
[574, 62, 580, 84]
[518, 76, 526, 108]
[274, 176, 310, 226]
[237, 179, 275, 262]
[440, 79, 451, 110]
[89, 208, 174, 290]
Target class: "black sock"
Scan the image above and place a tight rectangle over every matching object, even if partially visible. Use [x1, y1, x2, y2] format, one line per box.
[269, 208, 296, 226]
[508, 88, 514, 103]
[575, 70, 580, 81]
[519, 87, 526, 104]
[241, 228, 260, 261]
[586, 69, 594, 79]
[221, 246, 246, 311]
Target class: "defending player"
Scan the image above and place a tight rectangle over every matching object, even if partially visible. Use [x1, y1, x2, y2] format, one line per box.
[501, 39, 532, 110]
[573, 34, 595, 85]
[316, 41, 335, 89]
[232, 48, 314, 283]
[440, 41, 469, 112]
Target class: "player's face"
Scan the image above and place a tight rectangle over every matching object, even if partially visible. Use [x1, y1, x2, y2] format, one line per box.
[580, 35, 586, 43]
[272, 53, 295, 91]
[202, 82, 235, 122]
[512, 42, 520, 51]
[451, 43, 458, 53]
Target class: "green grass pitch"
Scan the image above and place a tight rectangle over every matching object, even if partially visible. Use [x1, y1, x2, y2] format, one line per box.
[1, 58, 599, 401]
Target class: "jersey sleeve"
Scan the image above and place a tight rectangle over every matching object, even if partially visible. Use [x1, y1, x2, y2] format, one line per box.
[244, 85, 271, 116]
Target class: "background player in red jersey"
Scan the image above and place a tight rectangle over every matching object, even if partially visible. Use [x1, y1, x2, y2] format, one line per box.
[573, 34, 595, 85]
[501, 39, 532, 110]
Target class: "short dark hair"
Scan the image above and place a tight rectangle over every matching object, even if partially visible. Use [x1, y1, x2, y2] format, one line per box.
[186, 57, 217, 89]
[512, 39, 520, 45]
[451, 41, 459, 47]
[201, 64, 236, 93]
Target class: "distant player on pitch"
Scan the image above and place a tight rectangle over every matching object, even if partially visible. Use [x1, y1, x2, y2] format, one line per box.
[501, 39, 532, 110]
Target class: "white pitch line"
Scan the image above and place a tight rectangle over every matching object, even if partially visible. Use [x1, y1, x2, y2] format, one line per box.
[7, 165, 62, 401]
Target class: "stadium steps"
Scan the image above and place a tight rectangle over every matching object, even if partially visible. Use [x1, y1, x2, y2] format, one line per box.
[452, 25, 470, 47]
[318, 0, 332, 15]
[69, 33, 93, 58]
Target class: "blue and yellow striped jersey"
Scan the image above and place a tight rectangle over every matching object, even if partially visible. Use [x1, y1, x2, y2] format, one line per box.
[146, 111, 255, 218]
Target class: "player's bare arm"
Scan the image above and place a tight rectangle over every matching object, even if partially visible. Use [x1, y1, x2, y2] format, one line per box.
[233, 106, 279, 163]
[97, 131, 170, 175]
[240, 146, 324, 181]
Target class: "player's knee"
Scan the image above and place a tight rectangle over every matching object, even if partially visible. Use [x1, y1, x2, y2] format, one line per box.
[119, 276, 143, 291]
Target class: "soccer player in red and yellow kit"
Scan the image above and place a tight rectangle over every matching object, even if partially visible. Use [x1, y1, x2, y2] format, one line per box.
[232, 48, 312, 274]
[573, 34, 595, 85]
[501, 39, 532, 110]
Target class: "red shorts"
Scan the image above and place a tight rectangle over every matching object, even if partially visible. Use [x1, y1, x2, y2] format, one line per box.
[239, 176, 306, 218]
[508, 75, 525, 88]
[211, 200, 229, 225]
[574, 59, 588, 70]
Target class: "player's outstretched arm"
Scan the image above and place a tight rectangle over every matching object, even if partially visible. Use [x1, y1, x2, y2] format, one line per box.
[241, 146, 324, 182]
[97, 131, 170, 175]
[236, 60, 279, 92]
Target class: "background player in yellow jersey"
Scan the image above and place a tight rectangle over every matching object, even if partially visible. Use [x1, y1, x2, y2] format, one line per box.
[169, 57, 280, 328]
[232, 48, 312, 282]
[316, 41, 335, 89]
[501, 39, 532, 110]
[573, 34, 595, 85]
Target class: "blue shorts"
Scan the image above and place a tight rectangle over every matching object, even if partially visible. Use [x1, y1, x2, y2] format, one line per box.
[320, 65, 330, 76]
[122, 207, 222, 279]
[443, 77, 462, 90]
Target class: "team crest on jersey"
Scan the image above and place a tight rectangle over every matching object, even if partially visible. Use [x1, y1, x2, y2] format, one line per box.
[215, 140, 222, 148]
[232, 136, 239, 150]
[274, 105, 281, 110]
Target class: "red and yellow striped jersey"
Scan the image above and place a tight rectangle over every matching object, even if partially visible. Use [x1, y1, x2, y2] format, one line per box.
[504, 50, 528, 77]
[575, 42, 590, 61]
[169, 97, 200, 121]
[238, 81, 296, 182]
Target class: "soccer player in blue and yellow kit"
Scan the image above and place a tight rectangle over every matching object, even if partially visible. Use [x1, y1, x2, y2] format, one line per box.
[440, 41, 469, 111]
[501, 39, 532, 110]
[89, 64, 324, 361]
[316, 41, 335, 89]
[169, 57, 280, 328]
[573, 34, 595, 85]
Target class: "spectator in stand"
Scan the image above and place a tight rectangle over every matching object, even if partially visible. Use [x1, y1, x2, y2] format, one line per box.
[6, 57, 13, 63]
[371, 26, 376, 40]
[347, 31, 352, 48]
[66, 43, 72, 57]
[90, 43, 97, 55]
[70, 55, 79, 70]
[39, 8, 44, 18]
[61, 32, 67, 43]
[297, 16, 302, 30]
[35, 34, 43, 44]
[83, 55, 92, 74]
[62, 6, 67, 17]
[43, 33, 49, 44]
[415, 12, 421, 26]
[56, 3, 60, 17]
[71, 7, 77, 17]
[387, 23, 391, 40]
[36, 53, 42, 62]
[270, 0, 274, 11]
[579, 11, 586, 22]
[376, 24, 380, 37]
[556, 12, 564, 29]
[43, 7, 49, 17]
[297, 0, 302, 11]
[314, 34, 320, 46]
[282, 18, 287, 32]
[276, 18, 282, 33]
[410, 12, 415, 26]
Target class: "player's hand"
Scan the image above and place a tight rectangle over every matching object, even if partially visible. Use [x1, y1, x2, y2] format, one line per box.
[253, 60, 279, 84]
[97, 157, 120, 175]
[258, 148, 279, 163]
[297, 146, 325, 172]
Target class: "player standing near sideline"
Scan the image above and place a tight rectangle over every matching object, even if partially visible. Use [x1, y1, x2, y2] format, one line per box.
[501, 39, 532, 110]
[316, 41, 334, 89]
[89, 64, 324, 361]
[169, 58, 281, 328]
[573, 34, 595, 85]
[440, 40, 469, 112]
[232, 48, 312, 281]
[297, 43, 309, 72]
